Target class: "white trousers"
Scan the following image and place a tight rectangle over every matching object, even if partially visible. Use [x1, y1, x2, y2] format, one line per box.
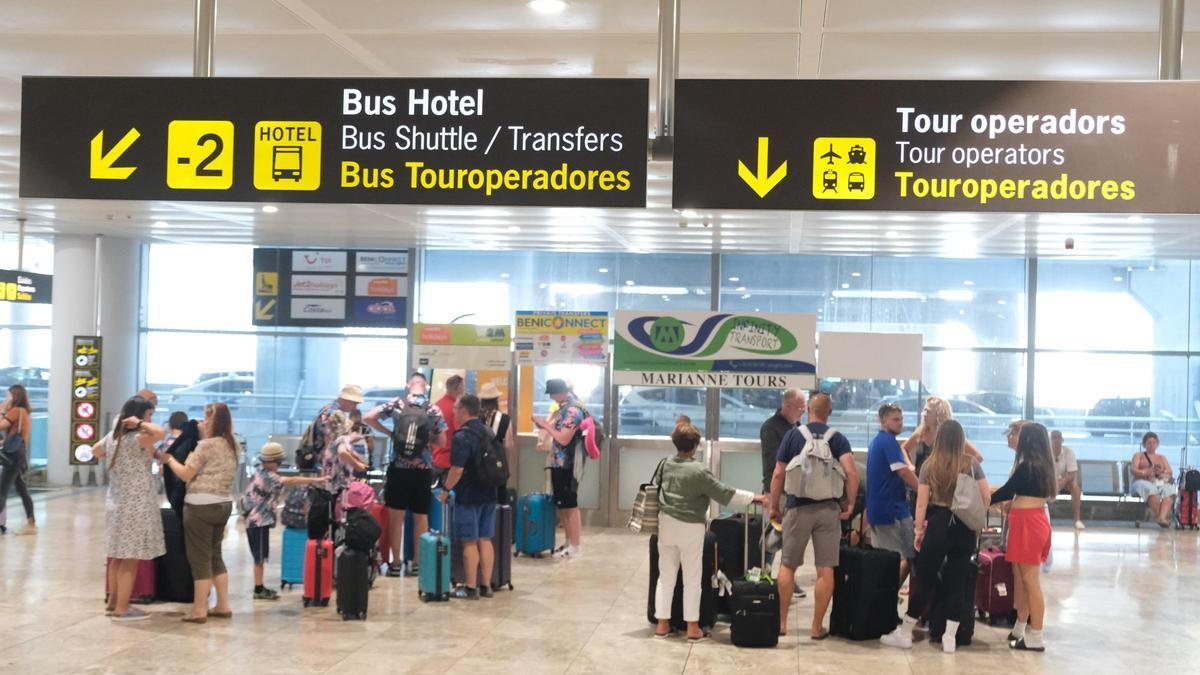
[654, 513, 706, 622]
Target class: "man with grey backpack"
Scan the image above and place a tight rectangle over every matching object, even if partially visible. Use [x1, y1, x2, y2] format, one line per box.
[768, 392, 858, 639]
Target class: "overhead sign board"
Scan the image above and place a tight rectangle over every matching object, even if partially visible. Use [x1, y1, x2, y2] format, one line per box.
[412, 324, 511, 370]
[673, 79, 1200, 213]
[614, 311, 816, 389]
[0, 269, 52, 304]
[514, 311, 608, 365]
[20, 77, 648, 208]
[252, 248, 407, 328]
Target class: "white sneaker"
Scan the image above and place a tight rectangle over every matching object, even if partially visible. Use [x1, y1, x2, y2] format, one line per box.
[1075, 520, 1086, 530]
[880, 627, 912, 650]
[942, 633, 957, 653]
[555, 545, 581, 560]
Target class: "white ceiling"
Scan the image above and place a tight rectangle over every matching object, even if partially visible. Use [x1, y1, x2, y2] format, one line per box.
[2, 0, 1200, 258]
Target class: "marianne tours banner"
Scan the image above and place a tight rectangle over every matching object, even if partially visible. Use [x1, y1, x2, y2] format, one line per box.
[613, 311, 816, 389]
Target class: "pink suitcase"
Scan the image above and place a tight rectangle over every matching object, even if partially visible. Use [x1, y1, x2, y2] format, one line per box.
[975, 546, 1014, 623]
[105, 558, 157, 604]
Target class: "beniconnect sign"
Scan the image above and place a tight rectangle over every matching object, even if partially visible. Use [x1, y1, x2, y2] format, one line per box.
[514, 311, 608, 365]
[614, 311, 816, 389]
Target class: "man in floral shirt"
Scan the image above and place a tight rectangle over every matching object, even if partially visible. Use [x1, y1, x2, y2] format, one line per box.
[241, 443, 326, 599]
[364, 372, 447, 576]
[532, 379, 588, 560]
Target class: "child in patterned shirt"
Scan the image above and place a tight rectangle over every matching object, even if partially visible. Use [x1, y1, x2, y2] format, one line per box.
[241, 442, 326, 600]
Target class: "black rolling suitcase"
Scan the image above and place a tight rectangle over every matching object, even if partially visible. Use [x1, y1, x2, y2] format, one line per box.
[336, 547, 371, 620]
[928, 558, 978, 647]
[830, 521, 900, 641]
[451, 504, 515, 591]
[730, 505, 779, 648]
[710, 511, 762, 581]
[155, 508, 194, 603]
[647, 531, 718, 631]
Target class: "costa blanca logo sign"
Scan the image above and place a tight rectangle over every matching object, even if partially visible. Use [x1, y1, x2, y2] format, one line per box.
[614, 311, 815, 389]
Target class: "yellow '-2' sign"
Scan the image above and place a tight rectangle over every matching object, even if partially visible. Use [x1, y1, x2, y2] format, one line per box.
[167, 120, 235, 190]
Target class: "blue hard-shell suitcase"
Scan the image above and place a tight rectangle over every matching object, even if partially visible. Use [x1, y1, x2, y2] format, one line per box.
[402, 487, 449, 568]
[281, 526, 307, 589]
[418, 494, 452, 602]
[515, 493, 556, 557]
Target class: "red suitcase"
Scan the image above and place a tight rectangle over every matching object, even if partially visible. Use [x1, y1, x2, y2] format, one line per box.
[975, 546, 1014, 624]
[303, 538, 333, 607]
[105, 558, 156, 605]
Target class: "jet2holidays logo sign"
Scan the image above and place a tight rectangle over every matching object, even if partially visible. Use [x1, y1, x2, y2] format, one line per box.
[614, 311, 816, 389]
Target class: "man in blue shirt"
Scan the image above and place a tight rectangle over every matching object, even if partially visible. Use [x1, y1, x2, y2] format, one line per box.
[769, 392, 858, 640]
[866, 403, 918, 587]
[441, 394, 498, 599]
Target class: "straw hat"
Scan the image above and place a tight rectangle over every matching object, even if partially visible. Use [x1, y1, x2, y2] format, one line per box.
[478, 382, 502, 400]
[339, 383, 364, 403]
[259, 442, 285, 464]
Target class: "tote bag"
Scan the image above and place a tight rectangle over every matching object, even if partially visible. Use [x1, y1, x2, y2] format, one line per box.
[628, 459, 667, 534]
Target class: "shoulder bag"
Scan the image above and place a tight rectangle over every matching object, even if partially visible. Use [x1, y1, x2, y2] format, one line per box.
[628, 458, 667, 534]
[0, 409, 25, 469]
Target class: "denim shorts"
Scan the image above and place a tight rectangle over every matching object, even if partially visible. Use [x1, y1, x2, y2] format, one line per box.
[452, 502, 497, 542]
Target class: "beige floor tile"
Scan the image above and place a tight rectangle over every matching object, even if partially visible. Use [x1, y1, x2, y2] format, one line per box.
[2, 488, 1199, 674]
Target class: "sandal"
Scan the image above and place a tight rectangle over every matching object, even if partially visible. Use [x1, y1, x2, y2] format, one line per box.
[653, 629, 678, 639]
[810, 630, 831, 641]
[181, 615, 207, 624]
[687, 631, 710, 644]
[208, 611, 233, 619]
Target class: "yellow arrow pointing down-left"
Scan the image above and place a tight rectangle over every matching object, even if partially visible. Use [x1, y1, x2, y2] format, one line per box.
[255, 299, 277, 322]
[90, 128, 140, 180]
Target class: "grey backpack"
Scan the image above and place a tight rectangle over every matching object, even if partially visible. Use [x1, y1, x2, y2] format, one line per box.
[783, 426, 846, 501]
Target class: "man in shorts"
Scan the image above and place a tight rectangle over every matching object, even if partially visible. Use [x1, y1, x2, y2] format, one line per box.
[364, 372, 446, 576]
[769, 392, 858, 639]
[866, 403, 918, 588]
[532, 379, 586, 560]
[440, 394, 499, 599]
[1051, 430, 1084, 530]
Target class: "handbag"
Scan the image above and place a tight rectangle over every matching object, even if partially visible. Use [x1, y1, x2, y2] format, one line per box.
[0, 410, 26, 469]
[627, 458, 667, 534]
[950, 471, 986, 532]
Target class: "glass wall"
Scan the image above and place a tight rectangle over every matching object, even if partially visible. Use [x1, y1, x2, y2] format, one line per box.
[141, 244, 407, 458]
[0, 233, 54, 467]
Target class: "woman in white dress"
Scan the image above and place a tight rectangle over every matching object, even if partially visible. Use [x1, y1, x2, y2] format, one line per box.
[95, 395, 165, 622]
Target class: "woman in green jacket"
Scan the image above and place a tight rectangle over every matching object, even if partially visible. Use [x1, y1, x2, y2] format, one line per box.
[654, 421, 766, 642]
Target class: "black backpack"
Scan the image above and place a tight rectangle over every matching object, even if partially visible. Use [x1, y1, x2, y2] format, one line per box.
[390, 400, 431, 465]
[294, 420, 318, 470]
[467, 425, 510, 489]
[342, 508, 382, 552]
[307, 487, 334, 540]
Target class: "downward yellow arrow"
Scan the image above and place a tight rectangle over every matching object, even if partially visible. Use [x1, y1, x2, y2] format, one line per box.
[737, 136, 787, 198]
[255, 298, 277, 321]
[90, 128, 140, 180]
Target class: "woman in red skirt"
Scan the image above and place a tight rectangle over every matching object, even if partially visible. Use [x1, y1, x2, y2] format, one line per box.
[990, 422, 1057, 652]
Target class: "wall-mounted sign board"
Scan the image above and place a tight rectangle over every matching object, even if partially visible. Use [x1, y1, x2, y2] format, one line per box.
[252, 248, 407, 328]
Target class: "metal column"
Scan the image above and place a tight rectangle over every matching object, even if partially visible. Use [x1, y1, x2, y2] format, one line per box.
[1159, 0, 1185, 81]
[1023, 259, 1038, 422]
[653, 0, 680, 159]
[193, 0, 217, 78]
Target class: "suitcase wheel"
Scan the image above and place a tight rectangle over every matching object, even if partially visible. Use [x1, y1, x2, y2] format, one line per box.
[506, 582, 514, 591]
[303, 598, 311, 608]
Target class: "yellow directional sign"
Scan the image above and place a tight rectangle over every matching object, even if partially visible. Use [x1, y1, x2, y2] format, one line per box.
[255, 272, 278, 297]
[254, 121, 322, 191]
[737, 137, 787, 198]
[167, 120, 234, 190]
[89, 128, 140, 179]
[254, 298, 277, 322]
[811, 137, 876, 200]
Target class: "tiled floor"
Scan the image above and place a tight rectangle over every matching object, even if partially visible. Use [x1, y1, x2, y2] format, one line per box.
[1, 488, 1197, 674]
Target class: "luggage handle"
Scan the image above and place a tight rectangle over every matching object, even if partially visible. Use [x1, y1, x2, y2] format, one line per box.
[743, 502, 770, 574]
